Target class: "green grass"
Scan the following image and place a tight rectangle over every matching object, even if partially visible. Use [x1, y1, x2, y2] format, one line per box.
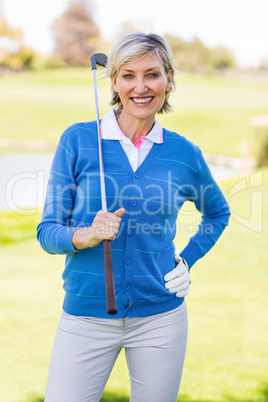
[0, 210, 40, 245]
[0, 68, 110, 144]
[1, 69, 268, 157]
[0, 169, 267, 401]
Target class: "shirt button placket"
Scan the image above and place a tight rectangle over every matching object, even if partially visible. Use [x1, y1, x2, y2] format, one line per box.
[125, 171, 141, 317]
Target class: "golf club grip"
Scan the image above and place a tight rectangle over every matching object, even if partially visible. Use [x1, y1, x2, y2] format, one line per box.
[103, 239, 118, 315]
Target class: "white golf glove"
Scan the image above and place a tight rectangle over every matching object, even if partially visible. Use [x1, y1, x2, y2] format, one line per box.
[164, 254, 191, 297]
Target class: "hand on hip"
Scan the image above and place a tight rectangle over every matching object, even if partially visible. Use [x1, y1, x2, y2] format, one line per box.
[164, 255, 191, 297]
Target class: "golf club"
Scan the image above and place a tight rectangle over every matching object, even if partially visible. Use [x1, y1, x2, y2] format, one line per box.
[91, 53, 118, 315]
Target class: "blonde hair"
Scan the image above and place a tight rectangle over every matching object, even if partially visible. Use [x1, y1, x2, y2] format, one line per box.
[106, 33, 177, 114]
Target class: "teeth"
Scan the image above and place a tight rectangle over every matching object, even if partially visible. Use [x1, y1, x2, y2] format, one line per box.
[132, 97, 153, 103]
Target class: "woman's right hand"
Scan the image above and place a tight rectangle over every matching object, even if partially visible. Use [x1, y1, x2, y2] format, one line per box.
[72, 208, 125, 250]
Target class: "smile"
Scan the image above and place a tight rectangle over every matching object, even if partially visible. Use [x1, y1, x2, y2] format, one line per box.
[131, 97, 154, 104]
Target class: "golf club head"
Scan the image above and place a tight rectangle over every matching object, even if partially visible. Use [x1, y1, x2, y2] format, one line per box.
[91, 53, 108, 69]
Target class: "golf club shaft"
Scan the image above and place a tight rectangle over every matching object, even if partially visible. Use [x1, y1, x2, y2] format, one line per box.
[92, 68, 107, 212]
[91, 57, 117, 315]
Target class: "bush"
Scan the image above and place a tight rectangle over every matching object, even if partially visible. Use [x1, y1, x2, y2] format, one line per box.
[0, 46, 36, 70]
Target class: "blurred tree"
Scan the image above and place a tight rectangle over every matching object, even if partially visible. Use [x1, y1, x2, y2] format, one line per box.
[51, 0, 100, 66]
[0, 19, 25, 68]
[1, 45, 36, 69]
[165, 34, 209, 73]
[165, 33, 234, 73]
[0, 20, 23, 50]
[0, 0, 38, 69]
[116, 20, 154, 37]
[207, 46, 234, 71]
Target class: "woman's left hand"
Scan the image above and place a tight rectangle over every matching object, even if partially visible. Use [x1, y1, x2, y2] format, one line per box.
[164, 256, 191, 297]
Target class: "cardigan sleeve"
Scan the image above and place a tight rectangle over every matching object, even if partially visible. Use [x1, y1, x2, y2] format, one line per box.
[36, 132, 80, 255]
[179, 147, 231, 268]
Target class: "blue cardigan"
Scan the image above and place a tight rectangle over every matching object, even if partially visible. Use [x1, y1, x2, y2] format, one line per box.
[37, 121, 230, 318]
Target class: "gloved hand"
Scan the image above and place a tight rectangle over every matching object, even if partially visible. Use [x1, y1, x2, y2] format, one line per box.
[164, 255, 191, 297]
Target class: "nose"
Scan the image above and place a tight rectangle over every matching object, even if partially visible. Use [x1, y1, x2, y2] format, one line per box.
[134, 77, 148, 94]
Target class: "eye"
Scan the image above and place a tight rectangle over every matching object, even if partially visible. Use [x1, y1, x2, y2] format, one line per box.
[147, 72, 158, 78]
[123, 74, 134, 79]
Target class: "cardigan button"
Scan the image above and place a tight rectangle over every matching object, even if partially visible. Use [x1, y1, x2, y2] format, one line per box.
[127, 229, 133, 236]
[125, 283, 131, 291]
[134, 173, 140, 179]
[126, 308, 131, 315]
[125, 258, 131, 265]
[131, 200, 137, 207]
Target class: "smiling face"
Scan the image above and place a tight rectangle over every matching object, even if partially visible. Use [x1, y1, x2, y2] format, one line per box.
[112, 53, 172, 126]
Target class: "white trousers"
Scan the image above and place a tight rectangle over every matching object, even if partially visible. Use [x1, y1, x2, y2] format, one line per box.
[45, 302, 188, 402]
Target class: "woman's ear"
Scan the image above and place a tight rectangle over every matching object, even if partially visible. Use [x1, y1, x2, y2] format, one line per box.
[112, 77, 118, 92]
[166, 70, 173, 92]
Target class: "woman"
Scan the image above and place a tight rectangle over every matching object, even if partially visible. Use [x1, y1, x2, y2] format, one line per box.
[37, 33, 230, 402]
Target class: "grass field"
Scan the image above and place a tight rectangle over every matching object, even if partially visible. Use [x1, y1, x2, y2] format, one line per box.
[1, 68, 268, 158]
[0, 168, 267, 402]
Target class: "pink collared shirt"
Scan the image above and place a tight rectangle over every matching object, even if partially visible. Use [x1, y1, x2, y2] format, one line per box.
[101, 110, 163, 172]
